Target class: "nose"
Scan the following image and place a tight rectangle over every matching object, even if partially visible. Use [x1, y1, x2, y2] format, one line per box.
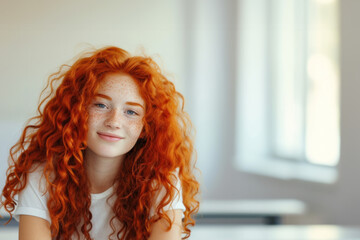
[104, 109, 122, 129]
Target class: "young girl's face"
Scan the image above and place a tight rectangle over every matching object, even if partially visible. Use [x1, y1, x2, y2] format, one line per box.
[85, 72, 145, 161]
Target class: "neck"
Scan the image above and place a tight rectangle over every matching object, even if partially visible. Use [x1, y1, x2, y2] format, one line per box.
[84, 150, 123, 194]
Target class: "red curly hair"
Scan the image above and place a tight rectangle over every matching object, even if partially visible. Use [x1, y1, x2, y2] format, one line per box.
[1, 46, 200, 239]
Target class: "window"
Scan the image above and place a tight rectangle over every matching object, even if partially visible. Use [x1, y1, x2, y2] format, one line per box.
[235, 0, 339, 183]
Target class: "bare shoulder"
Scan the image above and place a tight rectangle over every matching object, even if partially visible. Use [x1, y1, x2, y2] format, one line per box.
[19, 215, 51, 240]
[148, 209, 183, 240]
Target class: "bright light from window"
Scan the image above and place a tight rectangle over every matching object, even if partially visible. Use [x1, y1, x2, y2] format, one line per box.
[316, 0, 335, 5]
[305, 0, 340, 166]
[272, 0, 339, 166]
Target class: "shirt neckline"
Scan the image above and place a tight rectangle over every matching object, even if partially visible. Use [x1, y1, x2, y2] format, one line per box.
[91, 186, 114, 200]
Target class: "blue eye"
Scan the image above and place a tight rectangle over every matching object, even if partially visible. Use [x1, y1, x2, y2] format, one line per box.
[95, 103, 107, 109]
[126, 110, 138, 116]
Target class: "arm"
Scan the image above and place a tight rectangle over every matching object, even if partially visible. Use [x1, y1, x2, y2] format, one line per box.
[19, 215, 52, 240]
[148, 209, 183, 240]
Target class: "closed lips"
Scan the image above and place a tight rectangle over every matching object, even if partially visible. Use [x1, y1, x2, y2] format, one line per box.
[97, 132, 123, 141]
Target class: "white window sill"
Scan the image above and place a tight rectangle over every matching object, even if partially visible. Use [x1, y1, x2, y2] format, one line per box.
[236, 157, 337, 184]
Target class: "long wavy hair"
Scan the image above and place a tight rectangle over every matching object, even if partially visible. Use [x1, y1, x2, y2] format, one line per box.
[1, 46, 199, 239]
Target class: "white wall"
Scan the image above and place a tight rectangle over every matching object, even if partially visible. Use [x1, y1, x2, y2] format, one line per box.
[2, 0, 360, 225]
[0, 0, 187, 193]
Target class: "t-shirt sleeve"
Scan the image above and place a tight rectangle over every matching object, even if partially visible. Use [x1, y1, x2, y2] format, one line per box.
[13, 168, 51, 223]
[149, 169, 186, 219]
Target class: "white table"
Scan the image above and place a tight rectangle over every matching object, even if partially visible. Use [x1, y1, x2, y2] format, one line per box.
[2, 225, 360, 240]
[190, 225, 360, 240]
[197, 199, 306, 225]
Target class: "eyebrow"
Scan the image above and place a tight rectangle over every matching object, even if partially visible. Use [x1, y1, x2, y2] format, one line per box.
[126, 102, 145, 109]
[95, 93, 112, 100]
[95, 93, 144, 109]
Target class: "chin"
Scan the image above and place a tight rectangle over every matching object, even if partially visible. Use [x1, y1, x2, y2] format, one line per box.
[98, 152, 125, 159]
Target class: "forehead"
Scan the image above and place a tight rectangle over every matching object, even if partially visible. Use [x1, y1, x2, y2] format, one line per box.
[99, 72, 138, 91]
[97, 73, 144, 102]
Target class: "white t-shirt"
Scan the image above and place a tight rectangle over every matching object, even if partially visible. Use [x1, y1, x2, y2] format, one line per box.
[14, 166, 185, 240]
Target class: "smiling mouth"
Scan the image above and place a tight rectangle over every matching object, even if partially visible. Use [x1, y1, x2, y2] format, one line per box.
[97, 132, 123, 142]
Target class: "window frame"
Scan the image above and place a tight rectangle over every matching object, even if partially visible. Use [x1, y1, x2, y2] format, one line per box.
[235, 0, 339, 184]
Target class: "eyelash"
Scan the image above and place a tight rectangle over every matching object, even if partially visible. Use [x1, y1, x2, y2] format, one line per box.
[94, 103, 108, 109]
[126, 109, 138, 116]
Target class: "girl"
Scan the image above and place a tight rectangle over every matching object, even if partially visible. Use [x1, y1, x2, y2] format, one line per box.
[1, 46, 199, 240]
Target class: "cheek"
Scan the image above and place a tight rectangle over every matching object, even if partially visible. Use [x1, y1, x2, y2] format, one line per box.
[86, 114, 103, 137]
[88, 112, 102, 126]
[128, 120, 144, 137]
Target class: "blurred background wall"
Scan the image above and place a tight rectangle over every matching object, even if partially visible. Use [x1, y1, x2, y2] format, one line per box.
[1, 0, 360, 226]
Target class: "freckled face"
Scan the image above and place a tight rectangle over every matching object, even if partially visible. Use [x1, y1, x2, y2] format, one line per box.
[85, 72, 145, 161]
